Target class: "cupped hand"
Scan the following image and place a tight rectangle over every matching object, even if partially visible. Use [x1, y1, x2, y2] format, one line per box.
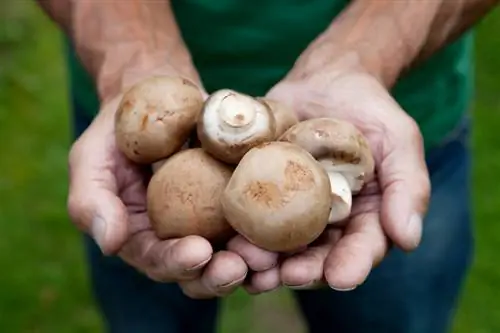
[67, 94, 277, 299]
[238, 67, 431, 292]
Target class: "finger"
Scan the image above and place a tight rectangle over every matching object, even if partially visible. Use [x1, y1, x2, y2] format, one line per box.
[67, 141, 129, 255]
[380, 118, 430, 251]
[180, 251, 248, 299]
[119, 232, 213, 282]
[280, 228, 342, 288]
[227, 235, 279, 272]
[324, 213, 388, 291]
[244, 267, 281, 295]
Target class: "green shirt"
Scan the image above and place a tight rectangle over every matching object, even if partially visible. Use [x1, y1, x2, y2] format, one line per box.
[67, 0, 474, 151]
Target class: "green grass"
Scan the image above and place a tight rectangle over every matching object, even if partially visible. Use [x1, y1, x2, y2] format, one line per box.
[0, 2, 499, 332]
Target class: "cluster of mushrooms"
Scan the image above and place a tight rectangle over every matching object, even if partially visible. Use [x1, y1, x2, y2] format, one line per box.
[114, 76, 375, 253]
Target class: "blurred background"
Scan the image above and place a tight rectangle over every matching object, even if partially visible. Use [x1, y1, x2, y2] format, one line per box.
[0, 2, 499, 333]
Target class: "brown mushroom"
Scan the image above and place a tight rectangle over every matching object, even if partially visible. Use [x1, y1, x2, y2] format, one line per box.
[147, 148, 234, 242]
[257, 97, 299, 138]
[197, 89, 276, 164]
[115, 76, 204, 164]
[279, 118, 375, 224]
[221, 141, 331, 252]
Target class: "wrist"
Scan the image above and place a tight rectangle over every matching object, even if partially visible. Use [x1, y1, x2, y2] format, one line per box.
[292, 0, 442, 88]
[96, 48, 203, 103]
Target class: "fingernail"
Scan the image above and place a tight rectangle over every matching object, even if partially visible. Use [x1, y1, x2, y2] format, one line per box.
[407, 213, 423, 248]
[246, 284, 280, 295]
[91, 217, 107, 252]
[330, 284, 357, 292]
[285, 280, 319, 290]
[217, 274, 247, 289]
[185, 256, 212, 271]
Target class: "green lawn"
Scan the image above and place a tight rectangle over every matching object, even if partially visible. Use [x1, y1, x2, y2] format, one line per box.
[0, 2, 499, 332]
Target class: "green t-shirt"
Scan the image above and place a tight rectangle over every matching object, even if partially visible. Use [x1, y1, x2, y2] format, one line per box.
[67, 0, 474, 151]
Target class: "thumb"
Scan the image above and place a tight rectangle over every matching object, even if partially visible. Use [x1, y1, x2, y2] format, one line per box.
[67, 138, 129, 255]
[379, 120, 431, 251]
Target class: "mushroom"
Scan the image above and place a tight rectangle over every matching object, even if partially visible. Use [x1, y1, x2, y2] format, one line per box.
[147, 148, 234, 242]
[257, 97, 299, 138]
[279, 118, 375, 224]
[221, 141, 332, 252]
[150, 127, 202, 172]
[197, 89, 276, 164]
[115, 76, 204, 164]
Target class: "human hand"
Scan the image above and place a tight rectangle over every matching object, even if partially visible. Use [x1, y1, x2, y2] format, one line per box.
[241, 65, 431, 292]
[67, 90, 278, 299]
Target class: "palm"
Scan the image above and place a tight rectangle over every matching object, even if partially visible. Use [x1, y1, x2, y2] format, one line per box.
[112, 144, 151, 236]
[71, 98, 172, 273]
[264, 70, 428, 290]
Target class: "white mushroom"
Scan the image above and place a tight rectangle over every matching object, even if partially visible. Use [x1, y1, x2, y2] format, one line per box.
[197, 89, 276, 164]
[279, 118, 375, 224]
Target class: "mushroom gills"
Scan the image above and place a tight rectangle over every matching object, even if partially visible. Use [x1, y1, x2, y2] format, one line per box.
[202, 91, 274, 144]
[318, 159, 366, 194]
[326, 171, 353, 224]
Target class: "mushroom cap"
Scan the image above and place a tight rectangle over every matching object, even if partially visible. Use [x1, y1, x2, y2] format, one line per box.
[197, 89, 276, 164]
[257, 97, 299, 138]
[115, 76, 204, 164]
[279, 118, 375, 192]
[147, 148, 234, 242]
[221, 141, 331, 252]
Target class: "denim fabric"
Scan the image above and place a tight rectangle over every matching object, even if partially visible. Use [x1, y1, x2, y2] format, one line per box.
[73, 108, 473, 333]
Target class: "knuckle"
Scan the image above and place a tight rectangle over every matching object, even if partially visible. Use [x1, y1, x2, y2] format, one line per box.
[66, 139, 90, 228]
[145, 269, 173, 283]
[404, 117, 424, 145]
[123, 258, 165, 283]
[68, 138, 84, 169]
[66, 193, 79, 220]
[119, 233, 159, 270]
[66, 192, 87, 231]
[120, 251, 171, 284]
[180, 284, 207, 300]
[141, 240, 189, 283]
[390, 116, 423, 147]
[180, 287, 197, 299]
[414, 175, 431, 213]
[136, 236, 159, 267]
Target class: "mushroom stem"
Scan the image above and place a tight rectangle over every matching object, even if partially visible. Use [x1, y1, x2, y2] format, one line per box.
[218, 93, 257, 130]
[278, 118, 375, 225]
[318, 159, 366, 194]
[326, 171, 353, 224]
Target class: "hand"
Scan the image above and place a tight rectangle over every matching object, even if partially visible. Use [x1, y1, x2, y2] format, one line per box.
[242, 66, 430, 292]
[67, 93, 276, 299]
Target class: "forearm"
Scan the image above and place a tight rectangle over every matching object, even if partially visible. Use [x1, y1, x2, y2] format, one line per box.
[296, 0, 499, 87]
[36, 0, 201, 101]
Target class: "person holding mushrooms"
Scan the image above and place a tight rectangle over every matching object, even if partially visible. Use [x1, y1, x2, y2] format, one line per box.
[37, 0, 498, 332]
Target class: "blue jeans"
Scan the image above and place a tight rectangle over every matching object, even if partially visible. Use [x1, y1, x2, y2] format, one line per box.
[73, 107, 473, 333]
